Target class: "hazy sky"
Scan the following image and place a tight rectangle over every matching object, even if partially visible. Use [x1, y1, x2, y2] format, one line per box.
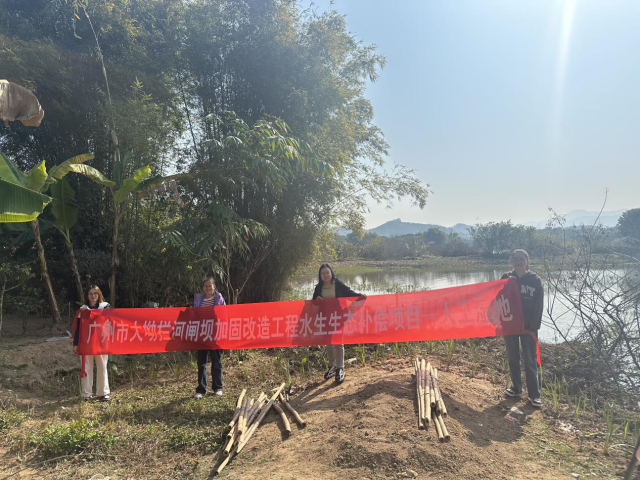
[308, 0, 640, 228]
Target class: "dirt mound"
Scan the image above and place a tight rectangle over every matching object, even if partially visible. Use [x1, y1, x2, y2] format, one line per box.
[210, 361, 569, 479]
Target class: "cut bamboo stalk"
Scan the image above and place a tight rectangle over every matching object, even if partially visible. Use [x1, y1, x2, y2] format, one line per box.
[433, 368, 448, 417]
[239, 398, 255, 444]
[236, 383, 285, 454]
[273, 401, 291, 435]
[420, 359, 430, 426]
[428, 364, 436, 408]
[237, 396, 250, 442]
[218, 384, 286, 475]
[245, 393, 266, 425]
[433, 411, 444, 441]
[227, 389, 247, 430]
[247, 397, 267, 428]
[217, 445, 235, 474]
[415, 359, 424, 429]
[279, 393, 307, 427]
[436, 413, 450, 442]
[223, 425, 238, 456]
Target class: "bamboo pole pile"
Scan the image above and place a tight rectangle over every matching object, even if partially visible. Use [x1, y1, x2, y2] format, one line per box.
[217, 382, 307, 474]
[414, 358, 450, 442]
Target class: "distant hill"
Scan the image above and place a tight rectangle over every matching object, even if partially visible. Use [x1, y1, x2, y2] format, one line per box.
[365, 209, 629, 238]
[367, 219, 471, 238]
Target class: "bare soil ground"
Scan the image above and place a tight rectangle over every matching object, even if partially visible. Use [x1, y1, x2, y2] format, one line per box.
[210, 361, 616, 480]
[0, 314, 636, 479]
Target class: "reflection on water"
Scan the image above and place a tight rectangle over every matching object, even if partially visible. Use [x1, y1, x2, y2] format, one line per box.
[296, 267, 622, 343]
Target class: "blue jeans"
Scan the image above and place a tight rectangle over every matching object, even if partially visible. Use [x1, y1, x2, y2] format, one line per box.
[504, 334, 540, 399]
[196, 349, 223, 394]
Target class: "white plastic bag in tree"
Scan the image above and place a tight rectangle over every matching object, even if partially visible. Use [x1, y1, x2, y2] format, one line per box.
[0, 79, 45, 127]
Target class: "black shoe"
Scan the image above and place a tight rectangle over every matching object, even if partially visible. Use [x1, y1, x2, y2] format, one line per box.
[335, 368, 345, 384]
[98, 394, 111, 402]
[324, 366, 337, 380]
[505, 386, 521, 398]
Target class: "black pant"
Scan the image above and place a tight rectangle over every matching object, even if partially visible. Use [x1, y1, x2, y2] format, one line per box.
[196, 349, 223, 394]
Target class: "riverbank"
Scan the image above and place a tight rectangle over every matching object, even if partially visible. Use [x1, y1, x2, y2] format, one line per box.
[1, 314, 638, 479]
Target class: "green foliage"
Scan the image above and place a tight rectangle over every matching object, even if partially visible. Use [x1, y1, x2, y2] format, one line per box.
[29, 419, 118, 458]
[0, 405, 29, 434]
[0, 0, 429, 307]
[469, 220, 540, 257]
[617, 208, 640, 241]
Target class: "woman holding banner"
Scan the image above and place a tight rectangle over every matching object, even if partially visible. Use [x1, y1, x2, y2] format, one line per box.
[312, 264, 365, 384]
[501, 249, 544, 408]
[73, 285, 111, 402]
[193, 277, 226, 399]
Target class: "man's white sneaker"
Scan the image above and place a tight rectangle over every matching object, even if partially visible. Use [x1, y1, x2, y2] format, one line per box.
[194, 393, 204, 399]
[214, 389, 223, 396]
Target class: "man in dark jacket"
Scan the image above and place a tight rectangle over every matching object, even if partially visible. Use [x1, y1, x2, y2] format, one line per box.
[501, 249, 543, 407]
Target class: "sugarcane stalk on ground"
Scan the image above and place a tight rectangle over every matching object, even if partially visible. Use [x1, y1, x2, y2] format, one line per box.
[273, 401, 292, 435]
[279, 393, 307, 427]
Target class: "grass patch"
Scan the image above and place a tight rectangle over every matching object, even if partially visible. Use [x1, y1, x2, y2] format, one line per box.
[0, 404, 29, 434]
[28, 419, 119, 458]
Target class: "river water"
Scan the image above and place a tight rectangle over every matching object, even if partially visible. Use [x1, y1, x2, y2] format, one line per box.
[295, 267, 612, 343]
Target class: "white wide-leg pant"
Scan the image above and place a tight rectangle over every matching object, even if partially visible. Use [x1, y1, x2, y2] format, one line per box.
[81, 355, 110, 398]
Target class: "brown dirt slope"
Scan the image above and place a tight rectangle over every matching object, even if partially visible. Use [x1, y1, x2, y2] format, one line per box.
[209, 361, 591, 480]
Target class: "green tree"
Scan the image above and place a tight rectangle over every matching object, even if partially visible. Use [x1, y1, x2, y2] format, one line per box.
[617, 208, 640, 241]
[423, 227, 447, 247]
[0, 151, 113, 323]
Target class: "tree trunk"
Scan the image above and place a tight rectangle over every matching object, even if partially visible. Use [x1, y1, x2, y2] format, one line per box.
[109, 206, 121, 306]
[0, 279, 5, 335]
[31, 220, 61, 324]
[66, 239, 84, 302]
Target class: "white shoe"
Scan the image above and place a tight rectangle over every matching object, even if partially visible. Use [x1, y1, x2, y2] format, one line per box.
[194, 393, 204, 399]
[214, 389, 223, 396]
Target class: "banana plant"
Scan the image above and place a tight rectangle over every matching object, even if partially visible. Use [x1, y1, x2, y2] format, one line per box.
[0, 151, 114, 324]
[107, 152, 180, 306]
[49, 178, 84, 302]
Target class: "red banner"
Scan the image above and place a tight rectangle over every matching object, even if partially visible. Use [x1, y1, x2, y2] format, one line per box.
[75, 278, 524, 355]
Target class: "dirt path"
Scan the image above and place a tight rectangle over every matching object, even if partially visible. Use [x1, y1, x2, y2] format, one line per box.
[204, 361, 583, 479]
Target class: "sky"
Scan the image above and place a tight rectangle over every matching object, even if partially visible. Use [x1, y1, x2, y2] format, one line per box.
[307, 0, 640, 228]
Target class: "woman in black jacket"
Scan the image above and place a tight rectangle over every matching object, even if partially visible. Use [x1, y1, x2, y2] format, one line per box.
[501, 249, 544, 408]
[312, 264, 365, 384]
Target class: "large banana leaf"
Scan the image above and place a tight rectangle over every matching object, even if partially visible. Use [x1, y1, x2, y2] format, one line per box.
[24, 160, 48, 192]
[65, 164, 115, 188]
[0, 218, 54, 245]
[43, 153, 94, 190]
[113, 165, 151, 204]
[0, 178, 52, 222]
[0, 151, 26, 186]
[50, 178, 77, 237]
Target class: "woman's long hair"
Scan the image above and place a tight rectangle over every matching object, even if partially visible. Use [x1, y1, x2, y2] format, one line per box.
[84, 285, 105, 306]
[317, 263, 336, 284]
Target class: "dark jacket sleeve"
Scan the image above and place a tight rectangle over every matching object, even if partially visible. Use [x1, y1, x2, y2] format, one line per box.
[530, 277, 544, 331]
[336, 280, 360, 298]
[73, 314, 81, 346]
[312, 283, 322, 300]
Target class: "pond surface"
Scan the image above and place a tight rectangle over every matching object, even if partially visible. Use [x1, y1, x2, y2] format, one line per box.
[295, 267, 626, 343]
